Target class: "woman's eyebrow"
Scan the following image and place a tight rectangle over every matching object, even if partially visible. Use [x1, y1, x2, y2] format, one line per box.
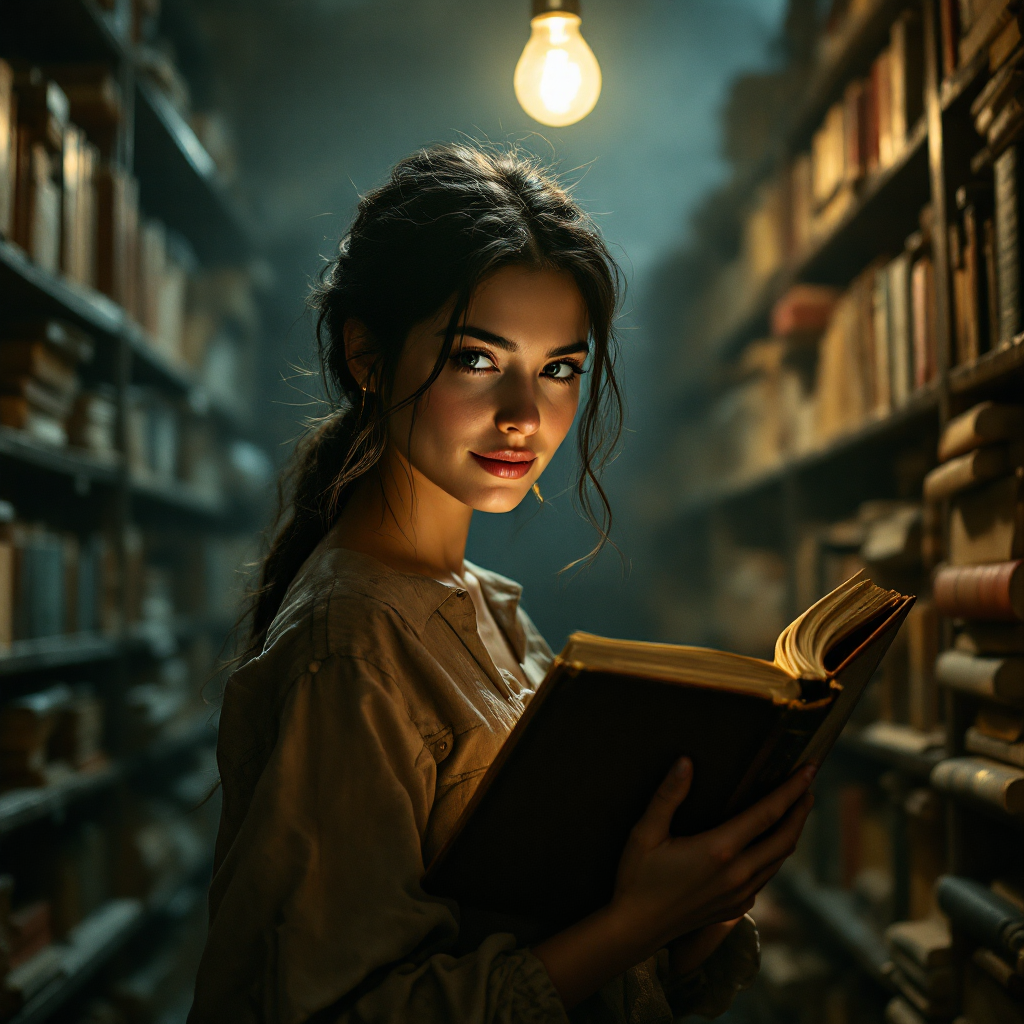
[438, 326, 590, 358]
[548, 340, 590, 357]
[437, 325, 516, 350]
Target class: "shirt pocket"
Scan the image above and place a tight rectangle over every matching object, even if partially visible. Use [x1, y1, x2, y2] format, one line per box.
[423, 724, 454, 766]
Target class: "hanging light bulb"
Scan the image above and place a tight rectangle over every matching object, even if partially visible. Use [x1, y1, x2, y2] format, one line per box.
[514, 0, 602, 128]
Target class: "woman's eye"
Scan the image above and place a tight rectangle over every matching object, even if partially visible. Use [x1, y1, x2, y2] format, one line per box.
[542, 361, 579, 380]
[455, 350, 497, 372]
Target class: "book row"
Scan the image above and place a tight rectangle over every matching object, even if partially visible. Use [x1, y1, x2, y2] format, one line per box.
[0, 759, 216, 1019]
[690, 228, 939, 490]
[693, 2, 926, 352]
[0, 317, 273, 507]
[0, 58, 258, 407]
[0, 498, 257, 646]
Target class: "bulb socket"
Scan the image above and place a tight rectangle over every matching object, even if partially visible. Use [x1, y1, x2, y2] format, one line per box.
[532, 0, 581, 16]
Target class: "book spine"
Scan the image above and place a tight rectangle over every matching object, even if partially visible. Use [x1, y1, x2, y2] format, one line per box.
[960, 0, 1014, 68]
[0, 59, 13, 239]
[923, 445, 1010, 500]
[939, 0, 959, 80]
[984, 215, 1002, 349]
[972, 946, 1024, 996]
[936, 649, 1024, 705]
[949, 469, 1024, 566]
[877, 49, 894, 169]
[965, 725, 1024, 765]
[933, 559, 1024, 620]
[930, 756, 1024, 813]
[994, 144, 1021, 346]
[936, 874, 1024, 956]
[911, 256, 933, 388]
[889, 253, 912, 404]
[907, 601, 940, 731]
[873, 266, 892, 414]
[891, 18, 908, 155]
[724, 700, 834, 816]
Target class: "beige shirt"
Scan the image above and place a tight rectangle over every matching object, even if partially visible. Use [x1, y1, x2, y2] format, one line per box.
[188, 529, 758, 1024]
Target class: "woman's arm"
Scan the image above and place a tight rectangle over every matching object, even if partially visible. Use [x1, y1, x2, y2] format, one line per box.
[532, 758, 815, 1009]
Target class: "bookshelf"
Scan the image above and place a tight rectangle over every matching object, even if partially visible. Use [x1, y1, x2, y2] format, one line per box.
[656, 1, 1024, 1021]
[0, 0, 268, 1020]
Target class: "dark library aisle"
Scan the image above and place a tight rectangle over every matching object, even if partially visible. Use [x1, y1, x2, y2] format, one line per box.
[1, 2, 1023, 1023]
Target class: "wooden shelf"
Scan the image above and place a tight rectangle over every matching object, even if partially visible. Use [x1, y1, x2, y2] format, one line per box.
[838, 731, 945, 780]
[949, 338, 1024, 396]
[0, 763, 119, 837]
[785, 0, 917, 152]
[133, 81, 255, 266]
[0, 616, 233, 679]
[940, 49, 989, 114]
[0, 633, 120, 678]
[714, 117, 929, 359]
[0, 426, 121, 487]
[7, 899, 146, 1024]
[0, 714, 218, 840]
[774, 868, 894, 988]
[676, 382, 939, 519]
[130, 476, 227, 522]
[0, 240, 123, 341]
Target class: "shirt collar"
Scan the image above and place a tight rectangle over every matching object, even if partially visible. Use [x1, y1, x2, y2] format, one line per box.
[315, 528, 526, 657]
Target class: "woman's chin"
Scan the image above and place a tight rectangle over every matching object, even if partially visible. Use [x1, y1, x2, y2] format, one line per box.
[465, 484, 534, 514]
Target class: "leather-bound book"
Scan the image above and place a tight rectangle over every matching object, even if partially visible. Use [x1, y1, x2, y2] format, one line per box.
[938, 401, 1024, 461]
[924, 443, 1024, 501]
[937, 875, 1024, 962]
[934, 559, 1024, 621]
[936, 649, 1024, 705]
[930, 756, 1024, 813]
[949, 471, 1024, 566]
[886, 917, 952, 970]
[424, 576, 913, 932]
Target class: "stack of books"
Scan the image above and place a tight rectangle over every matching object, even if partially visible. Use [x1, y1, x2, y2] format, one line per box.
[925, 401, 1024, 815]
[0, 319, 93, 447]
[883, 917, 956, 1024]
[937, 875, 1024, 1023]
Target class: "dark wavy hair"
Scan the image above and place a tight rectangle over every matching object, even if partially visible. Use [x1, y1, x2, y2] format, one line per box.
[248, 143, 624, 655]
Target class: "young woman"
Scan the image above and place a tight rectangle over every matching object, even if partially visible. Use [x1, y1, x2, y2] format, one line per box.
[187, 144, 815, 1024]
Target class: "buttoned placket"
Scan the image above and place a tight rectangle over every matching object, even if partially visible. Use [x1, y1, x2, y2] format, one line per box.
[438, 589, 518, 705]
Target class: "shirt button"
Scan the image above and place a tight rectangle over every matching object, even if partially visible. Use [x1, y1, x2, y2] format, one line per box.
[438, 741, 448, 752]
[308, 661, 321, 674]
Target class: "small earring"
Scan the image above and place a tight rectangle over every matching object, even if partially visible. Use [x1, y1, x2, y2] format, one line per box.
[532, 483, 543, 504]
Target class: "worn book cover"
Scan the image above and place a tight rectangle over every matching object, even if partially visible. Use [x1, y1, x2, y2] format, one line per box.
[425, 576, 913, 930]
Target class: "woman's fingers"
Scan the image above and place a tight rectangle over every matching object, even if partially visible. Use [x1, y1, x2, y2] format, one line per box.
[630, 758, 693, 848]
[730, 792, 814, 882]
[706, 764, 817, 858]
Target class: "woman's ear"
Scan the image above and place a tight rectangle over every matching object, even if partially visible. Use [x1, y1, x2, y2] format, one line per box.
[343, 319, 376, 392]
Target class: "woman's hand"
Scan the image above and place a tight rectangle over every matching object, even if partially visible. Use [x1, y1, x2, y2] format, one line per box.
[609, 758, 815, 954]
[532, 759, 815, 1008]
[666, 919, 744, 978]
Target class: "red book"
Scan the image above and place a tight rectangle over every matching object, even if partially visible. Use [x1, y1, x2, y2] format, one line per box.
[934, 560, 1024, 622]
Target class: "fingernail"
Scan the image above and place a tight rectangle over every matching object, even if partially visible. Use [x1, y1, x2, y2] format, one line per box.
[674, 758, 692, 779]
[803, 764, 818, 781]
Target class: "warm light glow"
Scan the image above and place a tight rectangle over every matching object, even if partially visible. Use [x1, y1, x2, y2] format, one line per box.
[514, 13, 602, 127]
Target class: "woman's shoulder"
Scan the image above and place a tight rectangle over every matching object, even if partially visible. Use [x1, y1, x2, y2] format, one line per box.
[267, 539, 454, 667]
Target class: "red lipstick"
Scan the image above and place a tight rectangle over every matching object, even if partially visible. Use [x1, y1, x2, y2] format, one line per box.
[471, 449, 537, 479]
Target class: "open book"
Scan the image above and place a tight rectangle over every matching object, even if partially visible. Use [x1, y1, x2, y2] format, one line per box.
[424, 575, 914, 933]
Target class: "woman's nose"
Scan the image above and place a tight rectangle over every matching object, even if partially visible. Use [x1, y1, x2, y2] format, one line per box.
[494, 374, 540, 436]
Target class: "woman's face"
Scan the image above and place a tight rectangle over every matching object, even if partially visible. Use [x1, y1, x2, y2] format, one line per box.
[389, 265, 589, 513]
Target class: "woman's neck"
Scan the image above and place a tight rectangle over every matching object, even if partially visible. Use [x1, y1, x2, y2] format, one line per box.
[334, 446, 473, 585]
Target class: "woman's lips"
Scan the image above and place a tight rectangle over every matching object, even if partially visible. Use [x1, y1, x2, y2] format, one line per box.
[471, 449, 537, 479]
